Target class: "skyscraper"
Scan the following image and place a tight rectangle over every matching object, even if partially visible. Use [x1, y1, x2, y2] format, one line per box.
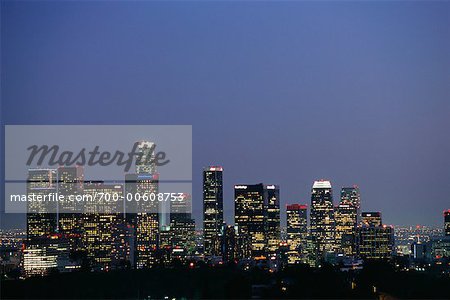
[310, 180, 335, 255]
[82, 181, 126, 271]
[126, 140, 160, 269]
[335, 186, 360, 255]
[57, 166, 85, 255]
[135, 141, 156, 175]
[27, 169, 58, 239]
[335, 203, 357, 255]
[357, 212, 393, 260]
[234, 184, 267, 258]
[362, 212, 382, 227]
[203, 166, 224, 256]
[134, 173, 160, 268]
[356, 225, 394, 260]
[265, 185, 280, 256]
[170, 194, 196, 254]
[341, 186, 361, 223]
[444, 210, 450, 237]
[234, 183, 279, 258]
[286, 204, 307, 264]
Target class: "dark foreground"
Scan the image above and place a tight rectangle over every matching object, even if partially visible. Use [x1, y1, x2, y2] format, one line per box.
[2, 262, 450, 299]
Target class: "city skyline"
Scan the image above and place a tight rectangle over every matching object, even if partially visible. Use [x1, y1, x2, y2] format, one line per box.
[2, 165, 450, 229]
[2, 2, 450, 228]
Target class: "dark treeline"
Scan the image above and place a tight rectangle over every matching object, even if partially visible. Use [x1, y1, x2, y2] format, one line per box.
[2, 262, 450, 299]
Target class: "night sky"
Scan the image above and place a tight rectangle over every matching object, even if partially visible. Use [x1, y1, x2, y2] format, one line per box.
[2, 1, 450, 228]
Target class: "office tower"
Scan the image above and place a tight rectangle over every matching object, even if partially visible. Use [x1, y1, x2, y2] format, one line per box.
[265, 185, 281, 256]
[127, 140, 160, 269]
[82, 181, 126, 271]
[170, 194, 196, 254]
[22, 234, 70, 277]
[362, 212, 382, 227]
[203, 166, 224, 256]
[57, 166, 84, 232]
[221, 225, 238, 263]
[304, 236, 320, 268]
[234, 183, 267, 258]
[445, 210, 450, 236]
[135, 141, 156, 174]
[57, 166, 84, 255]
[335, 186, 360, 256]
[335, 203, 358, 256]
[286, 204, 308, 264]
[310, 180, 335, 255]
[27, 169, 58, 239]
[356, 225, 394, 260]
[134, 173, 160, 268]
[341, 186, 361, 223]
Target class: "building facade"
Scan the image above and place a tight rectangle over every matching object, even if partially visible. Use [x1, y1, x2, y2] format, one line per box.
[310, 180, 335, 255]
[203, 166, 224, 256]
[286, 204, 308, 264]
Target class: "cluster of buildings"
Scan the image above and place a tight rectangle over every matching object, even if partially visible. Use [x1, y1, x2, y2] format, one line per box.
[203, 169, 397, 268]
[4, 140, 450, 277]
[21, 141, 196, 277]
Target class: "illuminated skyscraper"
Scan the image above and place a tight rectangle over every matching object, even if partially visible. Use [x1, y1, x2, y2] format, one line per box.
[286, 204, 308, 264]
[357, 211, 393, 260]
[126, 140, 160, 269]
[265, 185, 280, 256]
[135, 141, 156, 174]
[444, 210, 450, 237]
[310, 180, 335, 255]
[234, 183, 270, 258]
[57, 166, 84, 233]
[82, 181, 127, 271]
[341, 186, 361, 223]
[362, 212, 382, 227]
[134, 173, 160, 268]
[170, 194, 195, 254]
[335, 203, 357, 255]
[335, 186, 360, 255]
[356, 225, 394, 260]
[57, 167, 84, 254]
[27, 169, 58, 239]
[203, 166, 224, 256]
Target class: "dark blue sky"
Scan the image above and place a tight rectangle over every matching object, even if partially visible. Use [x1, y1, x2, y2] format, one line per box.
[2, 1, 450, 228]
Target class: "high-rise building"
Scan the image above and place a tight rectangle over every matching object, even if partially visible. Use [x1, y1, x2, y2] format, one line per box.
[265, 185, 280, 256]
[341, 186, 361, 223]
[134, 174, 160, 268]
[444, 210, 450, 237]
[170, 194, 196, 254]
[286, 204, 307, 264]
[235, 183, 277, 258]
[310, 180, 335, 255]
[27, 169, 58, 239]
[362, 212, 382, 227]
[126, 140, 160, 269]
[356, 225, 394, 260]
[203, 166, 224, 256]
[57, 167, 84, 243]
[135, 141, 156, 175]
[82, 181, 127, 271]
[335, 186, 360, 256]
